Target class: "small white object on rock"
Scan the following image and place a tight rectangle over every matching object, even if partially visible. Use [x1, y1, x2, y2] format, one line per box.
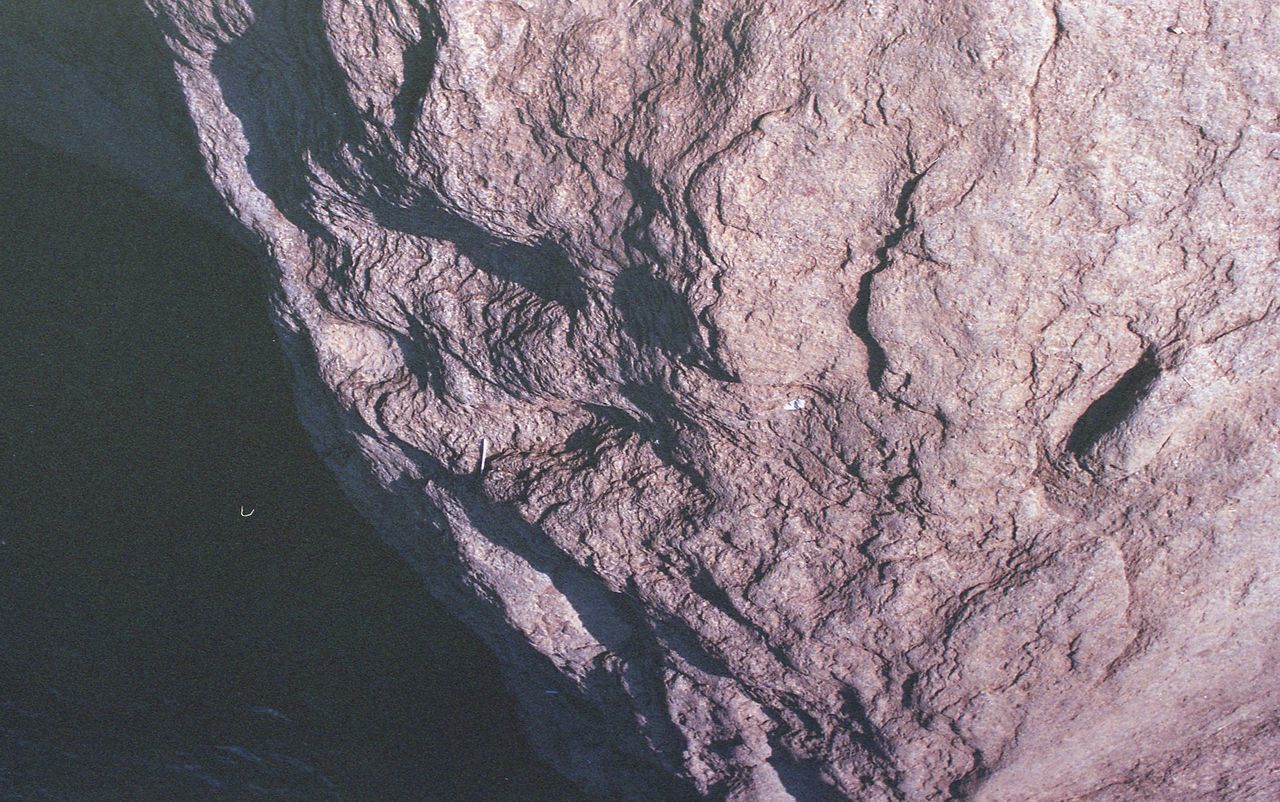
[783, 398, 808, 411]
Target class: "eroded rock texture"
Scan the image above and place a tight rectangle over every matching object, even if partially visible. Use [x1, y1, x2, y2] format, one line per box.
[26, 0, 1280, 798]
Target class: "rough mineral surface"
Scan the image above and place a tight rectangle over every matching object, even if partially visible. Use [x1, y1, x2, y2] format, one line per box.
[14, 1, 1280, 799]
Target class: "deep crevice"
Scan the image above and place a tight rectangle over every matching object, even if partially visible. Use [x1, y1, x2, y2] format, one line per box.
[849, 170, 926, 392]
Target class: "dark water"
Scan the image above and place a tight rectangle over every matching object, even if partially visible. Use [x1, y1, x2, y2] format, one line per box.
[0, 130, 585, 801]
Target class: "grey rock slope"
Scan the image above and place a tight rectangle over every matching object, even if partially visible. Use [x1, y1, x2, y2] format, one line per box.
[17, 1, 1280, 799]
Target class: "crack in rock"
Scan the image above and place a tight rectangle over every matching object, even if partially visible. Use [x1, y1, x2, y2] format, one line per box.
[10, 1, 1280, 799]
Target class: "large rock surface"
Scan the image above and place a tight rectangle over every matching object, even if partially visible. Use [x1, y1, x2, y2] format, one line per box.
[12, 1, 1280, 799]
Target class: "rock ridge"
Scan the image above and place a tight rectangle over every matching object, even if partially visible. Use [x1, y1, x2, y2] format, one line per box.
[8, 1, 1280, 799]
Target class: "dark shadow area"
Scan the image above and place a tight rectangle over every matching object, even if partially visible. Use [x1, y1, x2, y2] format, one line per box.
[374, 197, 588, 309]
[1065, 348, 1160, 458]
[0, 0, 233, 230]
[615, 158, 713, 367]
[617, 383, 711, 489]
[369, 435, 705, 801]
[838, 689, 892, 767]
[391, 2, 445, 140]
[207, 0, 584, 309]
[948, 757, 989, 801]
[765, 733, 848, 802]
[0, 130, 584, 801]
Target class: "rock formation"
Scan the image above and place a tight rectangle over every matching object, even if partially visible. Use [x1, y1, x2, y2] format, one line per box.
[9, 1, 1280, 798]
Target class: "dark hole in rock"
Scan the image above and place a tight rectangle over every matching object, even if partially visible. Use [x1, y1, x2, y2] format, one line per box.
[1066, 348, 1161, 458]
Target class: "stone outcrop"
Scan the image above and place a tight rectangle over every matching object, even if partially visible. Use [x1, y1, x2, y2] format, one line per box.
[10, 1, 1280, 799]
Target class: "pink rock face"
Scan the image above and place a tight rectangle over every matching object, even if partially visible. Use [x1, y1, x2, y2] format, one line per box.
[26, 0, 1280, 798]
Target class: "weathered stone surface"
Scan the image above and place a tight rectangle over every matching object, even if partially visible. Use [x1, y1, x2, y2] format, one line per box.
[13, 1, 1280, 798]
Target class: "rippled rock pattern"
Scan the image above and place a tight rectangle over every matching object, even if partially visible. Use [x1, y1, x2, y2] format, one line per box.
[25, 1, 1280, 799]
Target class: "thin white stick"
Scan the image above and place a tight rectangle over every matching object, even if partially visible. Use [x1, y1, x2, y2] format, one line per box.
[479, 437, 489, 475]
